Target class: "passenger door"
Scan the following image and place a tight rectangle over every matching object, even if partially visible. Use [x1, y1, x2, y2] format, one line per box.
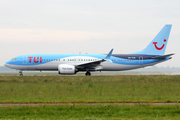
[22, 56, 27, 64]
[139, 56, 143, 65]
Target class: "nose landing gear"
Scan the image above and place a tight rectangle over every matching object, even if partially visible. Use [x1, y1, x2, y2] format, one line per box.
[85, 71, 91, 76]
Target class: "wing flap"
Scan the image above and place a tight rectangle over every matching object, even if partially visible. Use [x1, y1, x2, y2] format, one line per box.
[76, 49, 113, 70]
[76, 59, 105, 68]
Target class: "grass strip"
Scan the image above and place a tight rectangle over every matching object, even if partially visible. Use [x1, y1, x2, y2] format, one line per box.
[0, 105, 180, 119]
[0, 75, 180, 103]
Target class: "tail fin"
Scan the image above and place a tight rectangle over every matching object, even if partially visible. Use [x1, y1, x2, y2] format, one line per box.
[132, 24, 172, 55]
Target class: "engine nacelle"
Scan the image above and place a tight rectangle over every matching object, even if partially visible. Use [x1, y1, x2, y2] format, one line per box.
[58, 64, 77, 75]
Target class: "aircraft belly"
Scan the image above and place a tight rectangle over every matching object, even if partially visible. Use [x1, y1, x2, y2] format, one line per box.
[6, 59, 167, 71]
[6, 62, 59, 71]
[101, 62, 158, 71]
[101, 62, 136, 71]
[27, 62, 60, 70]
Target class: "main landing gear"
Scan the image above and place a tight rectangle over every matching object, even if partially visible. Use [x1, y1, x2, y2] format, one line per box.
[19, 71, 23, 76]
[85, 71, 91, 76]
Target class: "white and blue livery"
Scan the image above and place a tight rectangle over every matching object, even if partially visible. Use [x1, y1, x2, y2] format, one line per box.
[5, 25, 174, 76]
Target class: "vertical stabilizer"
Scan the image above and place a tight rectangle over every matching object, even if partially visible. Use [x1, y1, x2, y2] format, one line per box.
[132, 24, 172, 55]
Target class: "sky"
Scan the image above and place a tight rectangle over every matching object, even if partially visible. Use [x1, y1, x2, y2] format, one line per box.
[0, 0, 179, 67]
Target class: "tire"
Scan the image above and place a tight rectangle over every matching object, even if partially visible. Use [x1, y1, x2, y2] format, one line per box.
[85, 71, 91, 76]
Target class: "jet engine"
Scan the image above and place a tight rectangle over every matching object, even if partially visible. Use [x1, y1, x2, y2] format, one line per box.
[58, 64, 78, 75]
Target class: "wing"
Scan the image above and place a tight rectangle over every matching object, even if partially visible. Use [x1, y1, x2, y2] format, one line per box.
[76, 49, 113, 71]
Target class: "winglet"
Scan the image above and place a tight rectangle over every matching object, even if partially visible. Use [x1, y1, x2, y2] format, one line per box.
[104, 49, 113, 62]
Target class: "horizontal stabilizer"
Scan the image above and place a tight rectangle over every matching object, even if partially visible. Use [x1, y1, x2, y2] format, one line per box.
[151, 53, 174, 59]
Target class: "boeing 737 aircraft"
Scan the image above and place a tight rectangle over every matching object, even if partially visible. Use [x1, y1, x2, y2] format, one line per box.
[5, 24, 174, 76]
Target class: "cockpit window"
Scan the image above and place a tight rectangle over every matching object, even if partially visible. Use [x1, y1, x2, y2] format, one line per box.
[11, 58, 17, 61]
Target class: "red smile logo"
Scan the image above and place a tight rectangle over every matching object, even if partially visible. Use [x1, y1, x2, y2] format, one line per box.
[153, 39, 166, 50]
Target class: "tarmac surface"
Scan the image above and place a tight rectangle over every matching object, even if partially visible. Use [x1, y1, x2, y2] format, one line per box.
[1, 103, 180, 106]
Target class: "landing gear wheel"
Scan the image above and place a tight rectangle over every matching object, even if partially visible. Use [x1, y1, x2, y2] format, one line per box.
[19, 71, 23, 76]
[85, 71, 91, 76]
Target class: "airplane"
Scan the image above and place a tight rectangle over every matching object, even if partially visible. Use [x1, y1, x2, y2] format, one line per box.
[5, 24, 174, 76]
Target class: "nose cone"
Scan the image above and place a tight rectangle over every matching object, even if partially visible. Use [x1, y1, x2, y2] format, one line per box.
[4, 63, 7, 67]
[4, 61, 11, 68]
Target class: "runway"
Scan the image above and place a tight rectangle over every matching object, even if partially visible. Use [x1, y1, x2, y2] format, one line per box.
[1, 103, 180, 106]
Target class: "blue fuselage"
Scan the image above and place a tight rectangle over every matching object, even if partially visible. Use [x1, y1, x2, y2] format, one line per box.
[5, 53, 170, 71]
